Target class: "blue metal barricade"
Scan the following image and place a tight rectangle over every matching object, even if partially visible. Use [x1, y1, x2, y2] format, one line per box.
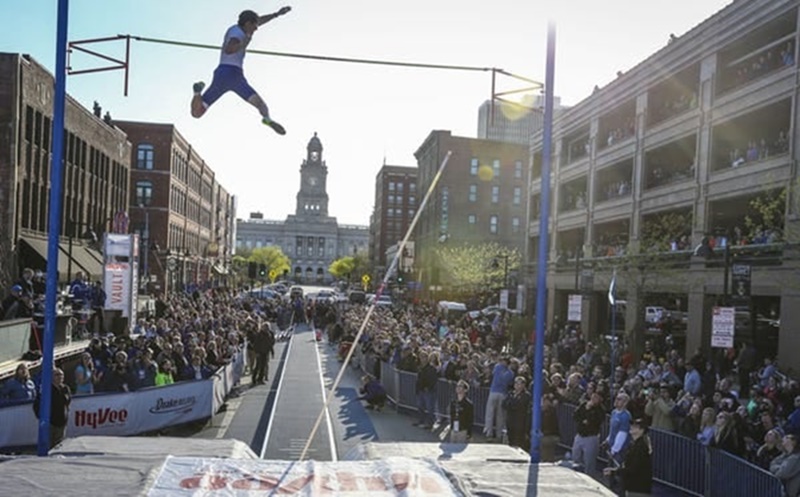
[356, 360, 786, 497]
[396, 370, 417, 409]
[553, 402, 784, 497]
[650, 428, 705, 496]
[707, 446, 784, 497]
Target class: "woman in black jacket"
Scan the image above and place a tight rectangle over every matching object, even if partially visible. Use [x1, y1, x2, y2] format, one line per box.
[604, 418, 652, 496]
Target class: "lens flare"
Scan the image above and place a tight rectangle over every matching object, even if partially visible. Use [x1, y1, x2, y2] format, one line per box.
[478, 164, 494, 182]
[499, 100, 530, 122]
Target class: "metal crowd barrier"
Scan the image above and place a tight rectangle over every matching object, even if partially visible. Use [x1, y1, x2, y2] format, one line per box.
[351, 347, 785, 497]
[555, 402, 784, 497]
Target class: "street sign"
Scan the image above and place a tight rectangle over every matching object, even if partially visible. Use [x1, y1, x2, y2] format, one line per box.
[711, 306, 735, 348]
[731, 264, 751, 302]
[269, 269, 278, 283]
[568, 294, 582, 322]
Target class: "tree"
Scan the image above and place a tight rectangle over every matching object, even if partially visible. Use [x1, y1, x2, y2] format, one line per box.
[329, 252, 372, 283]
[329, 256, 356, 280]
[248, 246, 291, 279]
[433, 242, 520, 293]
[612, 210, 693, 358]
[744, 187, 786, 242]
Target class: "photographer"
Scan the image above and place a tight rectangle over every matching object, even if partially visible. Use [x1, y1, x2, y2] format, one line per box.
[604, 418, 653, 497]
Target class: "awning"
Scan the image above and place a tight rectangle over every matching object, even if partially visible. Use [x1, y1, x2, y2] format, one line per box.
[19, 236, 70, 279]
[59, 244, 103, 281]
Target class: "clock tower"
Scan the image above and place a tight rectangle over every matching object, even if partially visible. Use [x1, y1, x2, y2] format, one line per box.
[296, 132, 329, 217]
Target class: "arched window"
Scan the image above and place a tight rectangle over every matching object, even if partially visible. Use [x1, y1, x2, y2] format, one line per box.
[135, 180, 153, 206]
[136, 144, 154, 169]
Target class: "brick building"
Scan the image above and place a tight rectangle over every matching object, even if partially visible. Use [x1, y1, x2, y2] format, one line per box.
[114, 121, 236, 294]
[0, 53, 131, 283]
[369, 164, 417, 273]
[413, 130, 529, 292]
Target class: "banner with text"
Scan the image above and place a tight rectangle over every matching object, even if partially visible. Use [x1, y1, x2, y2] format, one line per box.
[0, 350, 243, 448]
[149, 456, 459, 496]
[69, 379, 212, 437]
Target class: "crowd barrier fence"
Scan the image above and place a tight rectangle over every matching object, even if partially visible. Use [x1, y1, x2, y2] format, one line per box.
[353, 348, 785, 497]
[0, 349, 245, 449]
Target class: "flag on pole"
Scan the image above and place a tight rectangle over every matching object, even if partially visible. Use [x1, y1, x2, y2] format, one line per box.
[608, 269, 617, 306]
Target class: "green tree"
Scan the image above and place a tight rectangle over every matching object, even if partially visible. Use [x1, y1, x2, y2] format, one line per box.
[329, 256, 356, 280]
[248, 246, 291, 278]
[433, 242, 520, 292]
[613, 209, 692, 358]
[744, 187, 786, 242]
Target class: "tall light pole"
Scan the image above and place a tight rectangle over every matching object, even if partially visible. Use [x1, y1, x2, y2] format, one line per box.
[139, 204, 150, 293]
[531, 21, 557, 463]
[39, 0, 69, 457]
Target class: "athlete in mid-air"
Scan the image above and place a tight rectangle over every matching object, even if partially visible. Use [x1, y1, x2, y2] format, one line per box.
[191, 7, 291, 135]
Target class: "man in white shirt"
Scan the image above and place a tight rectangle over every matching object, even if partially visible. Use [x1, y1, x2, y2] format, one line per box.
[191, 7, 291, 135]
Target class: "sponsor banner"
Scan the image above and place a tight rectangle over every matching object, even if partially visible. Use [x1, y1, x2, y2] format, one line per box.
[0, 401, 38, 448]
[0, 351, 243, 448]
[212, 351, 246, 413]
[69, 379, 212, 437]
[149, 456, 459, 496]
[104, 262, 132, 315]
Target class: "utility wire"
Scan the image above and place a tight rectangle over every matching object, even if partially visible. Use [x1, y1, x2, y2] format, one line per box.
[131, 35, 503, 74]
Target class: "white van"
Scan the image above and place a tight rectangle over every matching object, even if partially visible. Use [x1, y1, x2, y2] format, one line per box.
[438, 301, 467, 321]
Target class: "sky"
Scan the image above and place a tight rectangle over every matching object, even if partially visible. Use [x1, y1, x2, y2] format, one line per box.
[1, 0, 733, 226]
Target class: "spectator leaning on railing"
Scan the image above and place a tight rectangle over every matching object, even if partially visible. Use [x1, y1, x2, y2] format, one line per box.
[770, 434, 800, 497]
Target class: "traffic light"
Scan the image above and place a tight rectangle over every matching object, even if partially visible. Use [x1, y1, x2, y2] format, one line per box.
[259, 264, 267, 278]
[248, 261, 257, 279]
[397, 271, 405, 285]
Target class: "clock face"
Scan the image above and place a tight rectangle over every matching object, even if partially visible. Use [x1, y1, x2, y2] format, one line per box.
[311, 151, 319, 162]
[308, 176, 318, 187]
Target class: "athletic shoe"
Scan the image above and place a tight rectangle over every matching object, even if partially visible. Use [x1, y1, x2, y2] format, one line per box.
[262, 118, 286, 135]
[193, 81, 205, 94]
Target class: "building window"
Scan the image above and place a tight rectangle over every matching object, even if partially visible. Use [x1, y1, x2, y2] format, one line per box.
[468, 214, 477, 224]
[388, 195, 395, 204]
[491, 185, 500, 203]
[490, 215, 498, 234]
[469, 184, 477, 202]
[513, 187, 521, 205]
[512, 216, 520, 233]
[409, 195, 416, 205]
[387, 208, 394, 217]
[135, 180, 153, 206]
[515, 160, 523, 178]
[470, 157, 479, 175]
[409, 182, 416, 193]
[397, 182, 404, 193]
[136, 144, 154, 170]
[388, 181, 396, 191]
[492, 159, 500, 179]
[396, 195, 403, 205]
[408, 209, 415, 218]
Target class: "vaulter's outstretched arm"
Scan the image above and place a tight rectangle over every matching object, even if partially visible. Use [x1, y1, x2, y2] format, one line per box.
[258, 6, 291, 26]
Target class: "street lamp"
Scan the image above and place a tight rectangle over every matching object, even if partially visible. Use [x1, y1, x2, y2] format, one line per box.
[492, 254, 509, 289]
[138, 204, 150, 293]
[66, 218, 98, 282]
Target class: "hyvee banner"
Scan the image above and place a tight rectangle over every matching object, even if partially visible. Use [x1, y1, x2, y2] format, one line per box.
[69, 379, 212, 437]
[0, 350, 243, 448]
[149, 457, 459, 496]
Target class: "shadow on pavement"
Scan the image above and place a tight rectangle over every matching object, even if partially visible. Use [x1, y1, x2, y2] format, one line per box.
[333, 387, 378, 443]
